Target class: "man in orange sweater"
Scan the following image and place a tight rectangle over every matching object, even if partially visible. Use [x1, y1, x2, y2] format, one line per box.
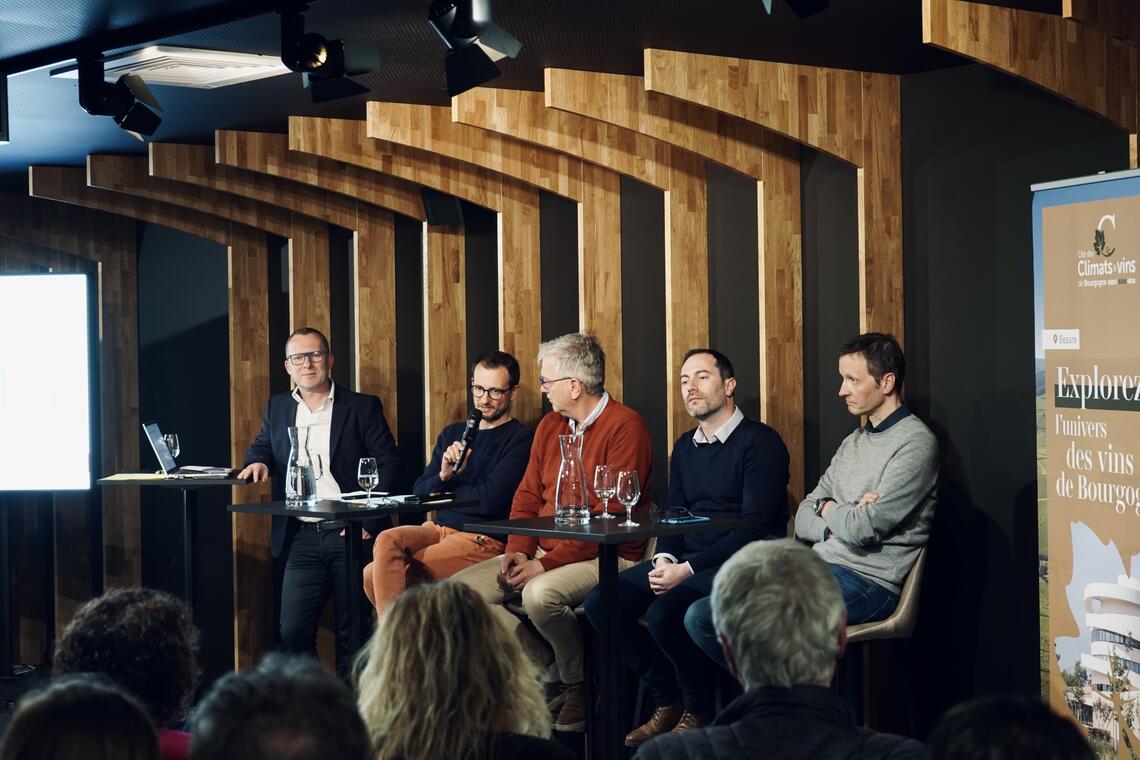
[455, 332, 653, 733]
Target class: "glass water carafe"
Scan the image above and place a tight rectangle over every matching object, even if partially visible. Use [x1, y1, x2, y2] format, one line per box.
[286, 425, 323, 507]
[554, 433, 589, 526]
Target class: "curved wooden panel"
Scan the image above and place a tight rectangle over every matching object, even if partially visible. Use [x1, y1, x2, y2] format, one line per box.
[1066, 0, 1140, 44]
[543, 68, 805, 499]
[366, 101, 624, 399]
[288, 116, 543, 424]
[214, 130, 426, 221]
[642, 49, 903, 342]
[923, 0, 1138, 136]
[423, 225, 467, 460]
[86, 154, 330, 335]
[28, 166, 274, 670]
[453, 87, 709, 443]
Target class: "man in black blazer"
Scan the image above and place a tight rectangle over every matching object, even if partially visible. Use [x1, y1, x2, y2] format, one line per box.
[238, 327, 399, 677]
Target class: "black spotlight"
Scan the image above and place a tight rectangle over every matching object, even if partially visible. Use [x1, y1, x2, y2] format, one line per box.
[280, 8, 379, 103]
[77, 58, 162, 140]
[784, 0, 829, 18]
[427, 0, 521, 97]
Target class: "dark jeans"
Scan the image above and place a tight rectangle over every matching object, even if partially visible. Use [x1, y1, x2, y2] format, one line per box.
[828, 563, 899, 624]
[584, 562, 719, 716]
[280, 521, 373, 679]
[683, 597, 728, 673]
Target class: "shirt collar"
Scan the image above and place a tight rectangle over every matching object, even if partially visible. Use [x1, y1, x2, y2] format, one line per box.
[292, 380, 336, 411]
[569, 391, 609, 435]
[864, 402, 909, 433]
[693, 406, 744, 445]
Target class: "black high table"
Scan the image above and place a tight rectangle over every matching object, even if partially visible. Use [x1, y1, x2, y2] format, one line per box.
[228, 497, 463, 655]
[462, 514, 746, 760]
[98, 475, 246, 612]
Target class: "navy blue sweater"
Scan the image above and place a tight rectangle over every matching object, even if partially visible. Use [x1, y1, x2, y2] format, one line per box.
[656, 416, 790, 573]
[412, 418, 533, 532]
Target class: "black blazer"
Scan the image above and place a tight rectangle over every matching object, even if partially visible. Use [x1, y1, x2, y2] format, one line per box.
[241, 385, 400, 557]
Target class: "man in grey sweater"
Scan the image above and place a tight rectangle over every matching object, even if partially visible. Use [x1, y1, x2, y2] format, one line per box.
[793, 332, 938, 624]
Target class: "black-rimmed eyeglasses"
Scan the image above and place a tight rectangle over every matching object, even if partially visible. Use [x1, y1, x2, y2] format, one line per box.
[286, 350, 328, 366]
[471, 384, 512, 400]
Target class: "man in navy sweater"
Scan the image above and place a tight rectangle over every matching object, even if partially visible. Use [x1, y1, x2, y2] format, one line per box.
[585, 349, 789, 746]
[362, 350, 533, 612]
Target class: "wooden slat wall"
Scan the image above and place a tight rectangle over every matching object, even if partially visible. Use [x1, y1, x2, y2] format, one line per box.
[365, 102, 626, 399]
[641, 49, 904, 341]
[287, 116, 543, 425]
[423, 226, 467, 459]
[451, 87, 709, 446]
[1065, 0, 1140, 44]
[923, 0, 1139, 167]
[542, 68, 805, 500]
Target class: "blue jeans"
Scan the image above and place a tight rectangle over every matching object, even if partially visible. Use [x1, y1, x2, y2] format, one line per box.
[828, 564, 898, 624]
[683, 597, 729, 673]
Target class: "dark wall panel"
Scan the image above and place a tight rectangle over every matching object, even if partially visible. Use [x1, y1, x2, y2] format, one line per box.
[620, 176, 668, 505]
[464, 203, 500, 378]
[329, 225, 354, 390]
[539, 191, 579, 345]
[394, 216, 425, 490]
[707, 161, 760, 417]
[136, 222, 232, 688]
[900, 63, 1129, 734]
[800, 146, 860, 488]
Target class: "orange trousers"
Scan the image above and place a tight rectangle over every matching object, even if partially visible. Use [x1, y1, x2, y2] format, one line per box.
[362, 522, 504, 612]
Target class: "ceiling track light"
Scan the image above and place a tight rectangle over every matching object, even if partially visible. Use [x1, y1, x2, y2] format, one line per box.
[427, 0, 522, 97]
[77, 57, 163, 140]
[279, 5, 379, 103]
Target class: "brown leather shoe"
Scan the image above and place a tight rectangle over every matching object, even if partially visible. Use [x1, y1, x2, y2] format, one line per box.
[624, 704, 683, 747]
[553, 683, 586, 732]
[670, 711, 710, 733]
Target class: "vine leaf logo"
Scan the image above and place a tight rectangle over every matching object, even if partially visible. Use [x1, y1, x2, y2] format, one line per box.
[1094, 215, 1116, 257]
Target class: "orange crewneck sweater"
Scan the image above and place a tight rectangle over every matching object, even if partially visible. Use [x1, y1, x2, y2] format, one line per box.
[506, 399, 653, 570]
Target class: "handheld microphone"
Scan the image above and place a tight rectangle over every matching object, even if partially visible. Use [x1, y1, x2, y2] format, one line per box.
[453, 408, 483, 471]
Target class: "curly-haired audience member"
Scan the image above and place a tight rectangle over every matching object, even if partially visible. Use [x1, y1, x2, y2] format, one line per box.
[0, 674, 160, 760]
[53, 587, 199, 760]
[356, 581, 576, 760]
[190, 653, 370, 760]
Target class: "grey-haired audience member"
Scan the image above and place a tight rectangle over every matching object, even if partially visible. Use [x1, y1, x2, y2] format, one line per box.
[635, 539, 929, 760]
[190, 653, 370, 760]
[928, 695, 1094, 760]
[0, 674, 160, 760]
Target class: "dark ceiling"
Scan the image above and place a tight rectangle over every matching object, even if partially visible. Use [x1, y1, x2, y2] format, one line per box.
[0, 0, 1062, 190]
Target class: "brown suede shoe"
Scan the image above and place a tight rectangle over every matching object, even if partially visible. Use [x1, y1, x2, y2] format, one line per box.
[624, 704, 683, 747]
[553, 683, 586, 732]
[670, 711, 711, 733]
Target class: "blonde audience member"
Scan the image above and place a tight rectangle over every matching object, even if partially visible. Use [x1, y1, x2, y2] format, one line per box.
[355, 581, 575, 760]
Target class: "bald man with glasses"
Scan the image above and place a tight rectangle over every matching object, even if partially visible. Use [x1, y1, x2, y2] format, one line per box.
[238, 326, 399, 678]
[362, 350, 533, 612]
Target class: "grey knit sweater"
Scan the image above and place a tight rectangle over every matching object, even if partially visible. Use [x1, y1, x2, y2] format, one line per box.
[794, 412, 938, 595]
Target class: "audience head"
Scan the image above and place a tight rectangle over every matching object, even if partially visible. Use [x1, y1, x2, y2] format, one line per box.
[190, 653, 369, 760]
[470, 349, 521, 423]
[711, 538, 844, 689]
[680, 349, 737, 423]
[53, 587, 199, 727]
[929, 695, 1095, 760]
[538, 332, 606, 400]
[356, 580, 551, 760]
[0, 674, 160, 760]
[838, 332, 905, 395]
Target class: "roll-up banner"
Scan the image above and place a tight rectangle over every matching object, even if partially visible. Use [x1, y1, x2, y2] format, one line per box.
[1034, 168, 1140, 759]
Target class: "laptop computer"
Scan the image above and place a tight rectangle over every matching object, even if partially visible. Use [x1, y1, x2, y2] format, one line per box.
[142, 421, 235, 479]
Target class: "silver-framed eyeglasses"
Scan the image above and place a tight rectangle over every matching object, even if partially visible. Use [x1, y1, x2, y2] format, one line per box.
[471, 384, 513, 400]
[539, 376, 573, 391]
[287, 350, 328, 366]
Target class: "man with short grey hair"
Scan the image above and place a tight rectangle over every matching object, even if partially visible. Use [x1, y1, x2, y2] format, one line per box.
[454, 332, 653, 733]
[634, 539, 928, 759]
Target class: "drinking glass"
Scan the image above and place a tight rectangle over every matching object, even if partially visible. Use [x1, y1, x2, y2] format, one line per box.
[616, 470, 641, 527]
[357, 457, 379, 504]
[163, 433, 180, 460]
[593, 464, 616, 519]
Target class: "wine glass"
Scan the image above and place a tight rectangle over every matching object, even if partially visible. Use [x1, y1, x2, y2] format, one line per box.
[163, 433, 180, 460]
[593, 465, 616, 519]
[616, 470, 640, 527]
[357, 457, 378, 504]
